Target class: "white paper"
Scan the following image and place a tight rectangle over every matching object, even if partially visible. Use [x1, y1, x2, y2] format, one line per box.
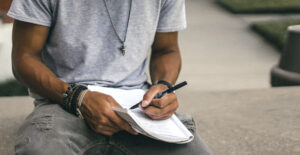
[88, 85, 145, 109]
[130, 108, 187, 139]
[88, 85, 194, 143]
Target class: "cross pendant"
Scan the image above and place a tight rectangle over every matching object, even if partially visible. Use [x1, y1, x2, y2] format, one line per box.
[120, 45, 126, 56]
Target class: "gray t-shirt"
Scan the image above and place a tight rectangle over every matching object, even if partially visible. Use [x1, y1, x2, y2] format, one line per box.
[8, 0, 186, 93]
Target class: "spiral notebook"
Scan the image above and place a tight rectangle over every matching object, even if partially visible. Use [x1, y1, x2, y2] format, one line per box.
[88, 85, 194, 144]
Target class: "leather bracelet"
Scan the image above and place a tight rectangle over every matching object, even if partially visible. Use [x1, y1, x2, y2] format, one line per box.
[62, 83, 76, 111]
[70, 85, 87, 115]
[153, 80, 173, 89]
[69, 86, 81, 114]
[76, 89, 89, 120]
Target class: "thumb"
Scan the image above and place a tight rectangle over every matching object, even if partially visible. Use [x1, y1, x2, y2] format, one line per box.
[142, 86, 161, 107]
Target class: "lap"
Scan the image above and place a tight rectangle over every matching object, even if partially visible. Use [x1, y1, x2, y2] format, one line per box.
[109, 114, 211, 155]
[15, 103, 211, 155]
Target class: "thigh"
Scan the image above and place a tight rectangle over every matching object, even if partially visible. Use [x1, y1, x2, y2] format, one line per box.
[111, 114, 212, 155]
[15, 103, 107, 155]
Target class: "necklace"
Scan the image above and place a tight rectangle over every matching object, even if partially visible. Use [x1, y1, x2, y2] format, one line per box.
[103, 0, 133, 56]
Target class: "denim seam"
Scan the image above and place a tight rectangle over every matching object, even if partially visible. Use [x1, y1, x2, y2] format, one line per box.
[79, 140, 108, 155]
[109, 137, 135, 155]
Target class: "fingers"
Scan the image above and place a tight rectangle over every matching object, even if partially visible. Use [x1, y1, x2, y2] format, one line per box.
[142, 84, 168, 107]
[142, 86, 160, 107]
[82, 92, 138, 136]
[108, 111, 138, 135]
[150, 93, 176, 108]
[86, 118, 120, 136]
[105, 96, 139, 135]
[94, 125, 120, 135]
[143, 89, 179, 120]
[143, 99, 178, 120]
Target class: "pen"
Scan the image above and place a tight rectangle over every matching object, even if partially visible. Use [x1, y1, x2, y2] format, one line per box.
[129, 81, 188, 109]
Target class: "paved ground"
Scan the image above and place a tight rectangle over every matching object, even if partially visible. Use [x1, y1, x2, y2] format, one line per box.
[1, 86, 300, 155]
[177, 86, 300, 155]
[178, 0, 280, 91]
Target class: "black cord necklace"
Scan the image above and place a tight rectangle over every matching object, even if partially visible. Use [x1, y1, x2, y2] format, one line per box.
[103, 0, 133, 56]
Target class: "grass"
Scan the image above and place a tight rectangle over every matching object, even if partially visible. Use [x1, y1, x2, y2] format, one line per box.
[0, 79, 28, 96]
[217, 0, 300, 13]
[251, 19, 300, 52]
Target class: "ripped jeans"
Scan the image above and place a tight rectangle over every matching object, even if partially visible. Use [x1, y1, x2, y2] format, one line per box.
[15, 102, 211, 155]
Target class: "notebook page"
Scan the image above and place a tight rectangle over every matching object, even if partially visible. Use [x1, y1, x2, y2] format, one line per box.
[172, 115, 194, 138]
[88, 85, 145, 108]
[130, 108, 187, 139]
[88, 85, 191, 141]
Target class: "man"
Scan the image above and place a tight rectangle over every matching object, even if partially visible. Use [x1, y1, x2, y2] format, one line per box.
[8, 0, 211, 154]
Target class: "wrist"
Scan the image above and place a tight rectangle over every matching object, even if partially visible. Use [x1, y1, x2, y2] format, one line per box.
[153, 80, 173, 89]
[76, 89, 89, 119]
[62, 84, 87, 117]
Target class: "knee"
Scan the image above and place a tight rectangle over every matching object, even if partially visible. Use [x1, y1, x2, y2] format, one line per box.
[15, 136, 71, 155]
[15, 136, 45, 155]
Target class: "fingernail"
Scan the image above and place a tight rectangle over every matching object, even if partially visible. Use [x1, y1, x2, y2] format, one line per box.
[142, 100, 149, 107]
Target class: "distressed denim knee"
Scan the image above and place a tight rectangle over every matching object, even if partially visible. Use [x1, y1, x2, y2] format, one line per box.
[15, 104, 80, 155]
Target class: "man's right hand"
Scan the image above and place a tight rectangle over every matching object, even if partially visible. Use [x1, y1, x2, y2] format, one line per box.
[80, 91, 138, 136]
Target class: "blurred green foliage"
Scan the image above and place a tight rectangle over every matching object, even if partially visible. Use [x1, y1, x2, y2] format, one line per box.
[217, 0, 300, 13]
[0, 79, 28, 96]
[251, 20, 300, 52]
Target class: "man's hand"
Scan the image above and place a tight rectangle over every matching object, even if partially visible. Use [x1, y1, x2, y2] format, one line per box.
[141, 84, 179, 120]
[80, 91, 138, 136]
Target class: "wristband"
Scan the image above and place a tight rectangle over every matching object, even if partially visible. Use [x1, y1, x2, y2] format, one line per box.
[62, 84, 76, 110]
[76, 89, 89, 120]
[70, 85, 87, 115]
[153, 80, 173, 89]
[62, 84, 88, 117]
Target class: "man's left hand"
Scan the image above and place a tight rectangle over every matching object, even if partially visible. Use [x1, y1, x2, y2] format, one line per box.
[141, 84, 179, 120]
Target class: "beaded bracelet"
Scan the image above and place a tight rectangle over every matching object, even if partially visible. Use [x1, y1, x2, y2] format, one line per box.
[62, 84, 76, 111]
[76, 89, 89, 119]
[62, 84, 87, 116]
[70, 85, 87, 115]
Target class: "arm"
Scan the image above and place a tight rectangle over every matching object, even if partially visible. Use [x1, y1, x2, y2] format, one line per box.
[150, 32, 181, 84]
[142, 32, 181, 120]
[12, 20, 136, 136]
[12, 20, 68, 103]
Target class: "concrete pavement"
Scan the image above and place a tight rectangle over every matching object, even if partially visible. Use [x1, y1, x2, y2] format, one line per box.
[1, 87, 300, 155]
[177, 86, 300, 155]
[178, 0, 280, 91]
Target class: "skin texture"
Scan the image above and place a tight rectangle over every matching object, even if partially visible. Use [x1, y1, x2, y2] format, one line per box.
[141, 32, 181, 120]
[12, 20, 181, 136]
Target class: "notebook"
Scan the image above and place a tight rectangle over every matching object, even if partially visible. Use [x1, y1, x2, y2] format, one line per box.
[88, 85, 194, 144]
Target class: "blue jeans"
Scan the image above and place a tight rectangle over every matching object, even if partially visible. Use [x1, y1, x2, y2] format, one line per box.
[15, 102, 211, 155]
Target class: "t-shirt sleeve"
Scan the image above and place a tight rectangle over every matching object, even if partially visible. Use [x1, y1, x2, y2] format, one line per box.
[7, 0, 53, 27]
[156, 0, 187, 32]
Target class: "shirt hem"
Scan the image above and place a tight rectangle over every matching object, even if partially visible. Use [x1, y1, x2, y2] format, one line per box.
[156, 24, 187, 32]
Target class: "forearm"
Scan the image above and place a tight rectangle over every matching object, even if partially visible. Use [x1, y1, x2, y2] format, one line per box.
[12, 20, 69, 104]
[13, 53, 69, 104]
[150, 49, 181, 85]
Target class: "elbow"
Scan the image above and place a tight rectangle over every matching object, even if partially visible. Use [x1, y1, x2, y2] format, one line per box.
[11, 53, 23, 83]
[11, 48, 33, 83]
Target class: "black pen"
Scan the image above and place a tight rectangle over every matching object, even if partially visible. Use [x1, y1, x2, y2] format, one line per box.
[129, 81, 188, 109]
